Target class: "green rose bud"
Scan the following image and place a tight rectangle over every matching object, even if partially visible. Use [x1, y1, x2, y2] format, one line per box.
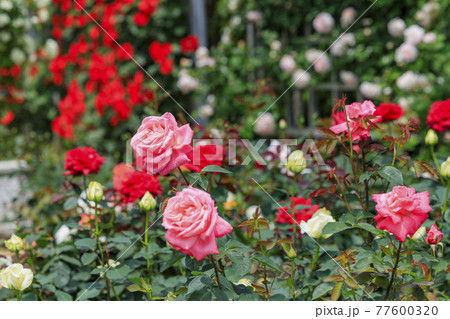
[5, 234, 23, 252]
[87, 181, 103, 202]
[286, 150, 307, 174]
[425, 129, 438, 146]
[139, 191, 156, 211]
[441, 157, 450, 178]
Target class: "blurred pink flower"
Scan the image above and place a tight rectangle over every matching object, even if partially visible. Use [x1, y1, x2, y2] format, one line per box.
[313, 12, 334, 34]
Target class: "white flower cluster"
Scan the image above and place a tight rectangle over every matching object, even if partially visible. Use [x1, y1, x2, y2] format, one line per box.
[306, 49, 331, 74]
[195, 47, 215, 68]
[177, 70, 199, 94]
[396, 71, 431, 91]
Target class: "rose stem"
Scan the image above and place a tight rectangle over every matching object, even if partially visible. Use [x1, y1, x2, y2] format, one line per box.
[177, 167, 190, 185]
[208, 255, 222, 289]
[385, 241, 402, 300]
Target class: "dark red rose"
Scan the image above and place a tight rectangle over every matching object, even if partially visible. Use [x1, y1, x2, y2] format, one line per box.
[52, 115, 74, 140]
[148, 41, 172, 63]
[275, 197, 320, 227]
[159, 58, 173, 74]
[426, 99, 450, 133]
[375, 103, 404, 122]
[184, 144, 225, 173]
[113, 163, 162, 203]
[180, 35, 199, 54]
[63, 147, 105, 176]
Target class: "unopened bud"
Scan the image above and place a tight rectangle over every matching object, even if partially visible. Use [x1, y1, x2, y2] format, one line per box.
[286, 150, 307, 174]
[139, 191, 156, 211]
[441, 157, 450, 178]
[87, 181, 103, 202]
[425, 129, 438, 145]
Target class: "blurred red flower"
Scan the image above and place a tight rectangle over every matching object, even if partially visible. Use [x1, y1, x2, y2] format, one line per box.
[375, 103, 404, 122]
[113, 163, 162, 203]
[63, 147, 105, 176]
[0, 110, 14, 125]
[180, 35, 199, 53]
[51, 116, 74, 140]
[426, 99, 450, 133]
[184, 144, 225, 173]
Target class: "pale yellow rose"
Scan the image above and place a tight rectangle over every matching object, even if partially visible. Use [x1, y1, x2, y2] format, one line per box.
[300, 208, 335, 239]
[0, 263, 33, 291]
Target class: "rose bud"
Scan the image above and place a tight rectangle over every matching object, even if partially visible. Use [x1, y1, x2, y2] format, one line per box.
[5, 234, 23, 253]
[286, 150, 307, 174]
[425, 129, 438, 146]
[300, 208, 335, 239]
[441, 157, 450, 178]
[426, 224, 443, 245]
[139, 191, 156, 211]
[87, 181, 103, 202]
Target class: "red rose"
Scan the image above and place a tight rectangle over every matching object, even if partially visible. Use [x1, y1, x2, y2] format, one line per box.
[133, 12, 150, 26]
[426, 99, 450, 133]
[148, 41, 172, 63]
[426, 224, 443, 245]
[375, 103, 404, 122]
[180, 35, 199, 54]
[184, 144, 225, 173]
[113, 163, 162, 203]
[159, 58, 173, 74]
[0, 110, 14, 125]
[63, 147, 105, 176]
[52, 116, 74, 140]
[275, 197, 320, 227]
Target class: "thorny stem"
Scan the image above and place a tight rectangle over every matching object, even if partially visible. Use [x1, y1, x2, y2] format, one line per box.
[94, 202, 104, 264]
[430, 145, 445, 185]
[442, 181, 450, 214]
[290, 173, 298, 239]
[144, 210, 152, 275]
[334, 174, 351, 213]
[208, 255, 222, 289]
[385, 241, 402, 300]
[290, 259, 296, 301]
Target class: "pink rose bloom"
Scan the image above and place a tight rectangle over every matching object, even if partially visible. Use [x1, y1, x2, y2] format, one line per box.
[162, 186, 233, 260]
[131, 112, 194, 175]
[313, 12, 335, 34]
[329, 100, 381, 142]
[372, 186, 431, 242]
[426, 223, 443, 245]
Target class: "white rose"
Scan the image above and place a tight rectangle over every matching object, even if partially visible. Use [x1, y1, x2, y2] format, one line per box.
[292, 69, 311, 89]
[227, 0, 239, 11]
[305, 49, 321, 64]
[360, 81, 381, 98]
[403, 24, 424, 45]
[0, 264, 33, 291]
[0, 13, 11, 27]
[340, 7, 356, 28]
[270, 40, 281, 52]
[230, 16, 241, 27]
[10, 48, 26, 64]
[396, 71, 417, 91]
[313, 12, 334, 34]
[37, 8, 49, 22]
[423, 32, 436, 44]
[54, 225, 77, 245]
[254, 113, 275, 136]
[0, 31, 11, 42]
[198, 104, 214, 118]
[177, 72, 199, 94]
[279, 54, 296, 74]
[339, 70, 358, 87]
[0, 0, 13, 11]
[300, 208, 335, 239]
[395, 42, 418, 63]
[387, 18, 406, 37]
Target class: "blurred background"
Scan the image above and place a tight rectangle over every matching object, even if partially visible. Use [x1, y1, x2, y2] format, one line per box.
[0, 0, 449, 236]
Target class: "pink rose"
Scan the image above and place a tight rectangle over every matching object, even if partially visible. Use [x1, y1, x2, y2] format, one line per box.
[426, 223, 443, 245]
[372, 186, 431, 242]
[162, 186, 233, 260]
[329, 100, 381, 142]
[131, 112, 194, 175]
[313, 12, 335, 34]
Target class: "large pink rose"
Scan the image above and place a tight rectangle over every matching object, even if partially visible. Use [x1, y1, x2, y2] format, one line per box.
[130, 112, 194, 175]
[330, 100, 381, 142]
[162, 186, 233, 260]
[372, 186, 431, 242]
